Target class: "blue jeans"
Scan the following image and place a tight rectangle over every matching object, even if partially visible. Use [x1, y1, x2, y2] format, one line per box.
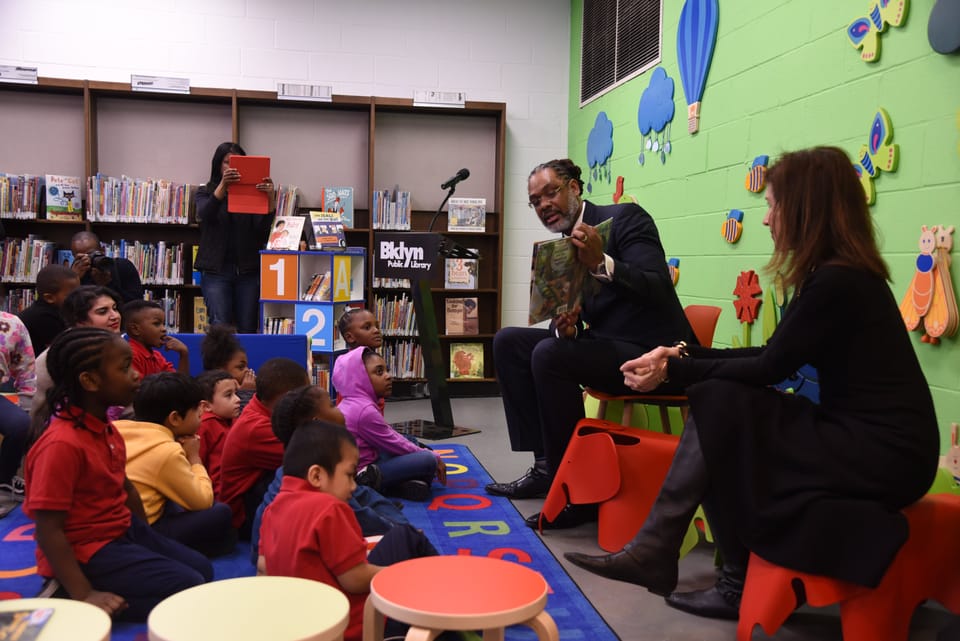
[201, 269, 261, 334]
[0, 398, 29, 485]
[377, 449, 438, 490]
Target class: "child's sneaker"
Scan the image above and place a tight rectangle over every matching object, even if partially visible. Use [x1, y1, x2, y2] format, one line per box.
[0, 475, 25, 502]
[356, 464, 382, 492]
[36, 577, 62, 598]
[397, 479, 431, 502]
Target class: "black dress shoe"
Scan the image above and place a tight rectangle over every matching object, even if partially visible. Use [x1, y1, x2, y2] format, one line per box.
[564, 547, 678, 596]
[485, 467, 551, 499]
[665, 585, 741, 620]
[525, 504, 597, 530]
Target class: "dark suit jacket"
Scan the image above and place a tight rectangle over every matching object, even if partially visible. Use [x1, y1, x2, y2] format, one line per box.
[580, 200, 695, 349]
[80, 257, 144, 304]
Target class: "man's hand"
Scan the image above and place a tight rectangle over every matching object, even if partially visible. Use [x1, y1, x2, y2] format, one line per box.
[570, 222, 604, 268]
[553, 306, 581, 339]
[71, 253, 92, 279]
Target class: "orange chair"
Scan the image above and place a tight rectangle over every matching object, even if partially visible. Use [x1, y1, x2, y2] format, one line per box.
[586, 304, 722, 434]
[738, 493, 960, 641]
[540, 418, 681, 551]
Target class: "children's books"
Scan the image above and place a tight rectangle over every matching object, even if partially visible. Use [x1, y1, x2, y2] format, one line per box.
[450, 342, 483, 378]
[444, 250, 478, 289]
[445, 297, 479, 335]
[266, 216, 305, 250]
[322, 187, 354, 228]
[45, 174, 83, 221]
[447, 197, 486, 232]
[308, 211, 346, 248]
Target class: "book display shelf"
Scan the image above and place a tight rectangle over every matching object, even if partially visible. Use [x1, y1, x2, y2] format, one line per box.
[0, 78, 504, 397]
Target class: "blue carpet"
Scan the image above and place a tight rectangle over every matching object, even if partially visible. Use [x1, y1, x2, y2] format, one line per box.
[1, 444, 618, 640]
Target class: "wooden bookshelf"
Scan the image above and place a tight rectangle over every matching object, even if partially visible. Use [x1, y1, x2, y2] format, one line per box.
[0, 77, 504, 397]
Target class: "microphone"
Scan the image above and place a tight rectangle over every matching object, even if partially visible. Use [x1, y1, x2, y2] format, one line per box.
[441, 168, 470, 190]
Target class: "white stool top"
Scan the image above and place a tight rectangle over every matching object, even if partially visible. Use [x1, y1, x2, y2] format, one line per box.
[148, 576, 350, 641]
[0, 597, 111, 641]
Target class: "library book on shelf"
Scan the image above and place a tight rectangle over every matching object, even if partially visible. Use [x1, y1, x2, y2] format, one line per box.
[266, 216, 305, 250]
[45, 174, 83, 221]
[322, 186, 354, 228]
[449, 342, 483, 379]
[445, 297, 478, 335]
[444, 251, 478, 289]
[447, 197, 486, 232]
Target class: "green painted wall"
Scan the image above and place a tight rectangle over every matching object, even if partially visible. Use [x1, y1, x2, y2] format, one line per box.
[568, 0, 960, 450]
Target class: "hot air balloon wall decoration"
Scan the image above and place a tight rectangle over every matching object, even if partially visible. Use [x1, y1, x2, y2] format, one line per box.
[745, 155, 769, 193]
[586, 112, 614, 195]
[847, 0, 908, 62]
[668, 258, 680, 286]
[722, 209, 743, 244]
[637, 67, 676, 166]
[677, 0, 719, 135]
[852, 108, 898, 205]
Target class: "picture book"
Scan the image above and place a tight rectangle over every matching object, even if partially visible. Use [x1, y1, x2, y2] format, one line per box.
[45, 174, 83, 221]
[322, 187, 354, 228]
[445, 297, 479, 335]
[447, 197, 486, 232]
[227, 155, 270, 214]
[450, 342, 483, 378]
[193, 296, 209, 333]
[528, 217, 613, 325]
[56, 249, 74, 268]
[444, 250, 478, 289]
[308, 211, 346, 248]
[266, 216, 305, 250]
[0, 607, 54, 640]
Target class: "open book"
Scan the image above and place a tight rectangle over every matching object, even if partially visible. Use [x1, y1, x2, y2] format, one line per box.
[528, 218, 612, 325]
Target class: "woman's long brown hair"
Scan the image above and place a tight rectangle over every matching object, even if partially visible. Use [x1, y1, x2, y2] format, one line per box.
[765, 146, 889, 291]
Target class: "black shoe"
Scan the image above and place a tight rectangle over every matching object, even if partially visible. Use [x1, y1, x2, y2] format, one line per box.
[485, 467, 551, 499]
[396, 479, 431, 502]
[525, 504, 597, 530]
[564, 547, 678, 596]
[665, 584, 741, 620]
[356, 464, 382, 492]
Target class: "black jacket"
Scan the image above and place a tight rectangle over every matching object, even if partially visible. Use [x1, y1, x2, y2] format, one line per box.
[194, 187, 273, 275]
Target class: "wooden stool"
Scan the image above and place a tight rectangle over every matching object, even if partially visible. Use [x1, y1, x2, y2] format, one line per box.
[0, 597, 111, 641]
[148, 576, 349, 641]
[738, 493, 960, 641]
[363, 556, 559, 641]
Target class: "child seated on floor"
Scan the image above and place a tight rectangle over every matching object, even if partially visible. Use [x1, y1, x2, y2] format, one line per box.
[249, 385, 409, 567]
[259, 423, 438, 641]
[200, 324, 256, 410]
[114, 373, 233, 557]
[219, 357, 310, 538]
[332, 347, 446, 501]
[195, 369, 241, 496]
[0, 311, 35, 509]
[24, 328, 211, 621]
[122, 300, 190, 377]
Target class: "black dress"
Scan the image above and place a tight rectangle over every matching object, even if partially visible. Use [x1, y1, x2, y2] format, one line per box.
[670, 265, 939, 587]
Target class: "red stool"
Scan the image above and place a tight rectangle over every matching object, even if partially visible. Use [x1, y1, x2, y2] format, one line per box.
[738, 493, 960, 641]
[540, 418, 680, 551]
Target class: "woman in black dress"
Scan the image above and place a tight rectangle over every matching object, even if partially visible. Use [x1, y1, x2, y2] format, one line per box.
[566, 146, 940, 620]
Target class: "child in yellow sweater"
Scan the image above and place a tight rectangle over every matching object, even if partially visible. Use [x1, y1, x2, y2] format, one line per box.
[115, 373, 234, 557]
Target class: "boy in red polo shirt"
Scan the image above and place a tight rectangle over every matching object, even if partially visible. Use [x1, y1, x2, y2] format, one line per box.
[260, 423, 437, 641]
[195, 369, 241, 497]
[122, 300, 190, 377]
[24, 327, 211, 621]
[219, 357, 310, 538]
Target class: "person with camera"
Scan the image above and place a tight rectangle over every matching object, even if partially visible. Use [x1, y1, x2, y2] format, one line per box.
[70, 231, 144, 304]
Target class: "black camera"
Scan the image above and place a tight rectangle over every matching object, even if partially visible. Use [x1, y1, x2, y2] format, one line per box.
[88, 251, 114, 271]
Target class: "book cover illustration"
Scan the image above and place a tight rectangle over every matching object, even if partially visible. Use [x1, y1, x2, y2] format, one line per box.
[193, 296, 209, 333]
[528, 217, 612, 325]
[266, 216, 305, 250]
[450, 342, 483, 378]
[45, 174, 83, 221]
[444, 250, 478, 289]
[227, 155, 270, 214]
[445, 297, 478, 335]
[447, 197, 486, 232]
[0, 607, 54, 641]
[322, 186, 354, 228]
[56, 249, 74, 268]
[308, 211, 346, 248]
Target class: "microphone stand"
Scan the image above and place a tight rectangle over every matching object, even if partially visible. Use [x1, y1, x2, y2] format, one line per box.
[428, 183, 456, 232]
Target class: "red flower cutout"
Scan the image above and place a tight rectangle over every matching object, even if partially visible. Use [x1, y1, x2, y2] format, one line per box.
[733, 270, 762, 324]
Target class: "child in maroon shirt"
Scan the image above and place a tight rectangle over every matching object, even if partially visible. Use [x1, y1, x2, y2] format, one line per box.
[122, 300, 189, 378]
[24, 327, 211, 621]
[195, 370, 241, 497]
[219, 357, 310, 537]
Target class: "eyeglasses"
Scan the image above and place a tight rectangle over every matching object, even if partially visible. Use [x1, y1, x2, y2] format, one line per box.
[528, 179, 569, 209]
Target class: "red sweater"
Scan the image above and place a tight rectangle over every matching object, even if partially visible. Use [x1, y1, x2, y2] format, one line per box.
[219, 395, 282, 529]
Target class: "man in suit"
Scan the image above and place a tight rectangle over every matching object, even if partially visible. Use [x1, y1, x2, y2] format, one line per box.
[486, 158, 694, 528]
[70, 231, 144, 304]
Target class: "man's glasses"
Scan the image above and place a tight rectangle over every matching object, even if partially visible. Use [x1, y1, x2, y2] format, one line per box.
[528, 179, 569, 209]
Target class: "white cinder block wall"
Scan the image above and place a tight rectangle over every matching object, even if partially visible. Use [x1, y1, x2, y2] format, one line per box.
[0, 0, 570, 328]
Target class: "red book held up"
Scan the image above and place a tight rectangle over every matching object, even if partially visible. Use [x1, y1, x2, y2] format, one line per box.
[228, 155, 271, 214]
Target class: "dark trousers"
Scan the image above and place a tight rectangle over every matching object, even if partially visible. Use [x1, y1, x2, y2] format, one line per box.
[494, 326, 681, 476]
[152, 501, 235, 557]
[0, 398, 29, 485]
[200, 269, 260, 334]
[82, 517, 213, 621]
